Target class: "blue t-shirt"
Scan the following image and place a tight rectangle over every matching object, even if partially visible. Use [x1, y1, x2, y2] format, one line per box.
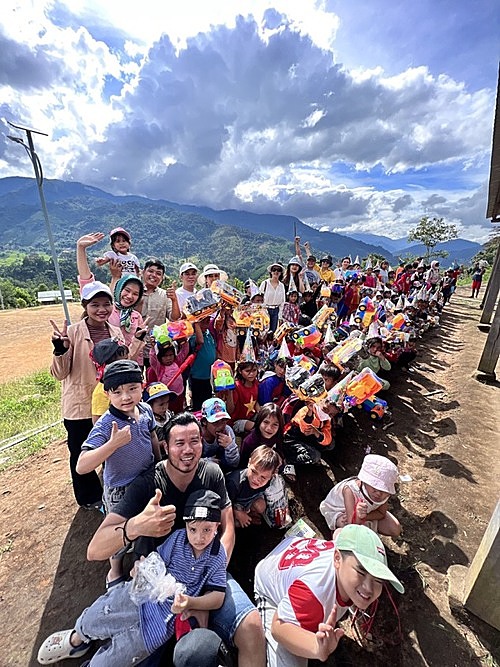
[82, 402, 156, 488]
[140, 528, 227, 653]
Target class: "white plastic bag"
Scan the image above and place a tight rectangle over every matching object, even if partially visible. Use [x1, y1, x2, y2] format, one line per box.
[129, 551, 185, 605]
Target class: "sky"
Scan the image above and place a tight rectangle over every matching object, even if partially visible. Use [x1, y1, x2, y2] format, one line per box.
[0, 1, 498, 243]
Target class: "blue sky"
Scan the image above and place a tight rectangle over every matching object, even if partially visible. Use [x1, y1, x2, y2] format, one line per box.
[0, 0, 498, 242]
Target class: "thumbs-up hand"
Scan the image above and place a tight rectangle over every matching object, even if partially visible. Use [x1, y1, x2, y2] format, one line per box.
[166, 281, 178, 300]
[135, 488, 176, 538]
[108, 421, 131, 450]
[315, 604, 344, 661]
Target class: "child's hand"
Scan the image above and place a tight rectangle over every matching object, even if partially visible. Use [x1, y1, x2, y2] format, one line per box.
[234, 508, 252, 528]
[95, 257, 108, 266]
[77, 232, 105, 248]
[217, 432, 232, 448]
[315, 604, 344, 661]
[109, 421, 132, 449]
[172, 592, 190, 615]
[129, 555, 145, 579]
[50, 319, 70, 348]
[356, 500, 368, 521]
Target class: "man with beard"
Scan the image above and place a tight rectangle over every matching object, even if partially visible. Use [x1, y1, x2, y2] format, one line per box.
[87, 412, 265, 667]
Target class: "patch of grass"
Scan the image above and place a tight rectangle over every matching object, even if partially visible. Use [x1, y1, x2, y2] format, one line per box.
[0, 370, 64, 471]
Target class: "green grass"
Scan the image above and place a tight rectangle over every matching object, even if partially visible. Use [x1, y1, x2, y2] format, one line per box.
[0, 370, 65, 471]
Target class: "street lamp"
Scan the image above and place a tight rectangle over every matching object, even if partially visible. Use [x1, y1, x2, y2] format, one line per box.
[7, 121, 71, 323]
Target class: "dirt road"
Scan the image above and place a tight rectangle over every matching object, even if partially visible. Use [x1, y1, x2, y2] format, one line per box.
[0, 289, 499, 666]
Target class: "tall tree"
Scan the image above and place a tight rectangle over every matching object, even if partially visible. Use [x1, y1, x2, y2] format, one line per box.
[407, 216, 458, 260]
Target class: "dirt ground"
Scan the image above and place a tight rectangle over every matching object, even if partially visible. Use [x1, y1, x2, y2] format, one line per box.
[0, 288, 499, 666]
[0, 303, 83, 381]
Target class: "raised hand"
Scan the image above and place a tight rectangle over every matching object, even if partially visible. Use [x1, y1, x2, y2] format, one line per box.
[135, 317, 152, 341]
[109, 421, 131, 449]
[50, 319, 70, 348]
[166, 281, 178, 300]
[316, 604, 344, 661]
[77, 232, 105, 248]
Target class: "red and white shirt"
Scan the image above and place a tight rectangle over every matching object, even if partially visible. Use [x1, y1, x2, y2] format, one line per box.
[254, 537, 350, 631]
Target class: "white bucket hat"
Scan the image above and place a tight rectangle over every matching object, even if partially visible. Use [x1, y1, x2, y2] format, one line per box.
[358, 454, 399, 494]
[198, 263, 228, 286]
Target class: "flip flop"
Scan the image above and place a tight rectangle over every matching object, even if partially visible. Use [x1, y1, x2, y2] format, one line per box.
[37, 629, 90, 664]
[105, 574, 127, 590]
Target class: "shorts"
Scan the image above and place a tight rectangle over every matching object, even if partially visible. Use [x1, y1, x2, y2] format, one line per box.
[254, 594, 307, 667]
[209, 575, 256, 646]
[103, 484, 128, 515]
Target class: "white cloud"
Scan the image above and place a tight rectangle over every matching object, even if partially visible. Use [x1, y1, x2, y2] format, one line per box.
[0, 2, 495, 243]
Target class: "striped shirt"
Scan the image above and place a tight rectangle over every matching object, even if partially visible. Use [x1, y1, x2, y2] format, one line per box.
[82, 402, 156, 488]
[140, 529, 227, 653]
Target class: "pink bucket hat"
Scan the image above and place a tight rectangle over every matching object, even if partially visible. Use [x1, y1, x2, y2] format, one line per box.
[358, 454, 398, 495]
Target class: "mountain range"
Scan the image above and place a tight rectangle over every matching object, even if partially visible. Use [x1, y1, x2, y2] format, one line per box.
[0, 178, 481, 283]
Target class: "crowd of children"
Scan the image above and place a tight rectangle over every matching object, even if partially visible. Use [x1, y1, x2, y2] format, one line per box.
[41, 227, 460, 666]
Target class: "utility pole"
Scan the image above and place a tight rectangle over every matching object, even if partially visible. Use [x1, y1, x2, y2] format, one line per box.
[7, 121, 71, 324]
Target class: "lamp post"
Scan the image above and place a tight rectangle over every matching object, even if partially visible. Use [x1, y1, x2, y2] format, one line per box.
[7, 121, 71, 324]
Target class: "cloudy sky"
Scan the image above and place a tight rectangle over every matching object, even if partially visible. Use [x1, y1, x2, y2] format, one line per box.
[0, 1, 498, 242]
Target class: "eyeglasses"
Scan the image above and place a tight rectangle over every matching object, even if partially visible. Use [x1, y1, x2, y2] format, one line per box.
[271, 268, 282, 273]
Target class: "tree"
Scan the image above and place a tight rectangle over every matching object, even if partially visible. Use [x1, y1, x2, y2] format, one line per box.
[407, 216, 458, 260]
[471, 230, 500, 267]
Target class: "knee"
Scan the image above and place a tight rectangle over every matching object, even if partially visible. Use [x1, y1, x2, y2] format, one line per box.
[252, 498, 266, 514]
[233, 609, 265, 653]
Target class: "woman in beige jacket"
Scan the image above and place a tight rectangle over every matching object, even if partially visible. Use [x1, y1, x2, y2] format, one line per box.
[50, 281, 124, 508]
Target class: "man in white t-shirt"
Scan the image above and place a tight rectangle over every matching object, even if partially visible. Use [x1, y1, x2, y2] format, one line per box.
[254, 524, 404, 667]
[175, 262, 199, 311]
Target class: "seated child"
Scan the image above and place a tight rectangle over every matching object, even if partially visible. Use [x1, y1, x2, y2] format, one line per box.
[90, 337, 129, 423]
[283, 401, 335, 472]
[200, 397, 240, 472]
[318, 362, 341, 391]
[37, 490, 226, 667]
[76, 360, 161, 588]
[357, 337, 391, 390]
[254, 523, 404, 667]
[143, 382, 176, 454]
[240, 402, 284, 469]
[320, 454, 401, 537]
[226, 446, 281, 528]
[148, 339, 189, 413]
[258, 357, 289, 407]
